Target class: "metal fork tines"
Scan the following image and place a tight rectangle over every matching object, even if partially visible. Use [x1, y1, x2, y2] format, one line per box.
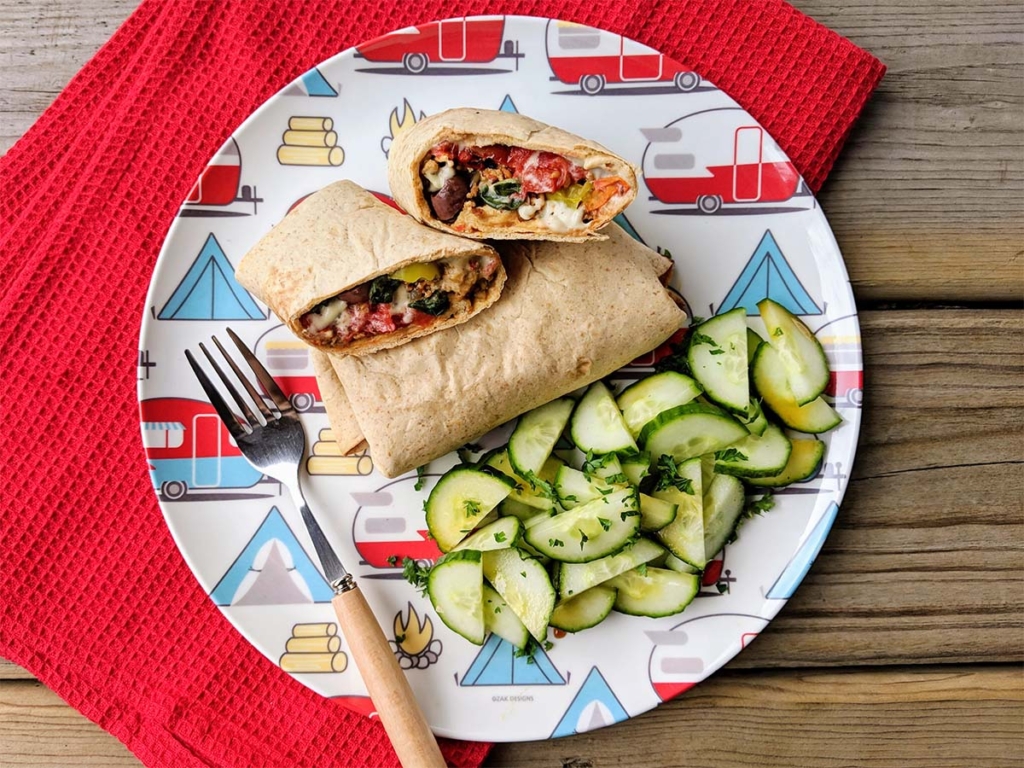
[185, 328, 349, 591]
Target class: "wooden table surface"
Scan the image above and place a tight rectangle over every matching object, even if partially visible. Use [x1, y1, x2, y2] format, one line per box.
[2, 1, 1022, 766]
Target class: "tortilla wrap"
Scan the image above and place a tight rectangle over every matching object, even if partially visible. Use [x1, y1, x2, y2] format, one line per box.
[331, 225, 685, 478]
[236, 180, 505, 356]
[310, 351, 366, 455]
[389, 108, 638, 242]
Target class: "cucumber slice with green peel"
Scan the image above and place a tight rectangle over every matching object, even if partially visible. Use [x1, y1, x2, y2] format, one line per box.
[482, 583, 530, 650]
[482, 549, 555, 642]
[453, 517, 521, 552]
[553, 465, 627, 510]
[640, 403, 749, 464]
[426, 468, 514, 552]
[747, 437, 826, 487]
[664, 554, 700, 575]
[556, 537, 666, 599]
[499, 497, 545, 522]
[549, 586, 617, 632]
[752, 344, 842, 433]
[571, 381, 638, 455]
[616, 372, 703, 438]
[759, 299, 830, 405]
[639, 493, 677, 532]
[508, 399, 575, 477]
[585, 452, 628, 483]
[608, 567, 700, 618]
[686, 309, 749, 413]
[484, 450, 555, 511]
[428, 550, 485, 645]
[713, 423, 793, 479]
[523, 488, 641, 563]
[621, 453, 651, 486]
[702, 473, 746, 561]
[746, 328, 765, 365]
[740, 397, 769, 436]
[653, 457, 705, 569]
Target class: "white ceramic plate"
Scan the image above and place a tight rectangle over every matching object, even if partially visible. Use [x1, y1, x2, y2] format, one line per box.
[138, 16, 862, 742]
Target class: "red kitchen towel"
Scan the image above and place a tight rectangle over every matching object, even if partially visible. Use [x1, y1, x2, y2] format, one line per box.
[0, 1, 883, 766]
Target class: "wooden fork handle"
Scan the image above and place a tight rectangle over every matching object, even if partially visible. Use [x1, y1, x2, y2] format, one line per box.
[332, 585, 446, 768]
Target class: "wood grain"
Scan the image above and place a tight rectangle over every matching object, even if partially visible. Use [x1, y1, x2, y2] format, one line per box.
[1, 0, 1021, 303]
[2, 668, 1022, 768]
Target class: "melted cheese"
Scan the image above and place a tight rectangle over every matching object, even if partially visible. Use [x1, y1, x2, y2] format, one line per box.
[423, 162, 455, 193]
[536, 199, 587, 232]
[306, 298, 348, 331]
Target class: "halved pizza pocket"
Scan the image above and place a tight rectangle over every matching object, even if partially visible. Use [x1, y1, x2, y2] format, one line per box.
[236, 180, 505, 357]
[388, 108, 638, 242]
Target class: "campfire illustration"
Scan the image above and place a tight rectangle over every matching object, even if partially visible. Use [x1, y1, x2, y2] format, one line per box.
[381, 99, 427, 157]
[390, 603, 443, 670]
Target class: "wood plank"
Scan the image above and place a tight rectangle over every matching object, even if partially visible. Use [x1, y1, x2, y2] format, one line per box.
[489, 667, 1024, 768]
[1, 0, 1021, 303]
[2, 668, 1021, 767]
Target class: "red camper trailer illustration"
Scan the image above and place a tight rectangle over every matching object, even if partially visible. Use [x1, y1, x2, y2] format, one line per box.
[815, 313, 864, 409]
[352, 477, 444, 570]
[181, 138, 262, 217]
[642, 108, 802, 214]
[356, 17, 523, 74]
[546, 21, 701, 94]
[253, 325, 322, 413]
[140, 397, 264, 500]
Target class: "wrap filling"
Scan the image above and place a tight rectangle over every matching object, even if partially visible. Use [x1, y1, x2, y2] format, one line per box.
[299, 253, 502, 345]
[422, 143, 631, 234]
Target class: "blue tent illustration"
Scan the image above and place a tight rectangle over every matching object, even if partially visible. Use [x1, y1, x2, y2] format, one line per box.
[613, 213, 645, 244]
[158, 233, 265, 320]
[460, 634, 565, 686]
[717, 230, 822, 316]
[767, 501, 839, 599]
[551, 666, 629, 737]
[282, 67, 338, 97]
[211, 507, 333, 606]
[499, 94, 518, 113]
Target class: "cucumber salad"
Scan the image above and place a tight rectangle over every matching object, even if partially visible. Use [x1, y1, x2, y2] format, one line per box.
[409, 300, 843, 649]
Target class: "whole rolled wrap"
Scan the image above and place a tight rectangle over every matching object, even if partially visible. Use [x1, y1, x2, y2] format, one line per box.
[326, 225, 686, 478]
[388, 108, 638, 242]
[235, 180, 505, 356]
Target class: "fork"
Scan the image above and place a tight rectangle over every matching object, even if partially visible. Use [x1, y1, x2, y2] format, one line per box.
[186, 329, 445, 768]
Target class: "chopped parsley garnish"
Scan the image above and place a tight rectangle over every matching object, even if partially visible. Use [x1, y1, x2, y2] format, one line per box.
[464, 499, 481, 518]
[521, 469, 556, 500]
[414, 465, 427, 491]
[395, 633, 406, 643]
[728, 493, 776, 544]
[773, 328, 784, 337]
[399, 557, 431, 596]
[653, 454, 695, 494]
[578, 529, 589, 550]
[598, 517, 612, 531]
[386, 555, 399, 566]
[494, 531, 508, 543]
[549, 538, 565, 548]
[520, 571, 527, 578]
[709, 348, 726, 356]
[715, 448, 749, 463]
[604, 472, 629, 486]
[690, 331, 719, 348]
[636, 563, 648, 577]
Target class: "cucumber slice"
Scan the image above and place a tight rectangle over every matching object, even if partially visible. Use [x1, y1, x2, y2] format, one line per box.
[747, 437, 826, 487]
[639, 493, 677, 532]
[746, 328, 765, 365]
[523, 488, 641, 563]
[608, 567, 700, 618]
[499, 497, 545, 522]
[740, 398, 768, 436]
[515, 539, 553, 567]
[616, 372, 702, 438]
[484, 450, 555, 511]
[713, 422, 793, 478]
[482, 549, 555, 642]
[586, 452, 627, 483]
[703, 473, 746, 561]
[549, 586, 617, 633]
[453, 517, 521, 552]
[759, 299, 830, 405]
[426, 468, 514, 552]
[686, 309, 749, 413]
[621, 453, 651, 486]
[508, 398, 575, 477]
[553, 465, 629, 510]
[556, 537, 666, 599]
[428, 550, 484, 645]
[483, 583, 530, 650]
[664, 554, 700, 574]
[653, 457, 705, 569]
[640, 403, 749, 464]
[752, 344, 842, 433]
[571, 381, 638, 455]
